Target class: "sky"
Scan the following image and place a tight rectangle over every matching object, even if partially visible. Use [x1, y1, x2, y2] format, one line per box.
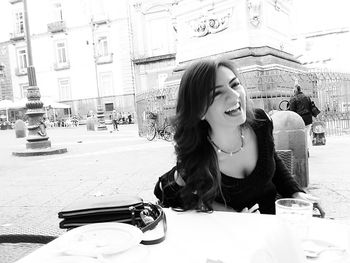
[292, 0, 350, 34]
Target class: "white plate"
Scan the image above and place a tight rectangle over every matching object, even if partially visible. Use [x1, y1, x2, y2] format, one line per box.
[59, 223, 143, 256]
[48, 256, 100, 263]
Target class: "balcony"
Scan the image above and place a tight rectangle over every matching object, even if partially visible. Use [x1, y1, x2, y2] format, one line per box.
[91, 14, 110, 26]
[15, 67, 27, 76]
[53, 61, 70, 71]
[9, 0, 22, 4]
[10, 32, 25, 42]
[47, 20, 66, 33]
[96, 53, 113, 65]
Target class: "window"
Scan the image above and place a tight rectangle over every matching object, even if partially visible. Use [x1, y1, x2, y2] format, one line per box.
[17, 48, 27, 70]
[14, 10, 24, 35]
[146, 14, 171, 55]
[91, 0, 105, 18]
[20, 83, 29, 99]
[58, 78, 71, 100]
[140, 74, 147, 92]
[105, 103, 113, 112]
[55, 40, 67, 64]
[97, 36, 109, 57]
[158, 73, 168, 89]
[52, 0, 63, 21]
[64, 108, 71, 115]
[99, 72, 113, 96]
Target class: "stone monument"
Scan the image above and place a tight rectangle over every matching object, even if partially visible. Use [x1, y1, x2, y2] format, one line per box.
[165, 0, 309, 111]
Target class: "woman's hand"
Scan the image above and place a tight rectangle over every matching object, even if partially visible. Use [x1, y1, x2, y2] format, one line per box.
[212, 201, 237, 212]
[212, 202, 260, 213]
[241, 203, 260, 213]
[292, 192, 320, 203]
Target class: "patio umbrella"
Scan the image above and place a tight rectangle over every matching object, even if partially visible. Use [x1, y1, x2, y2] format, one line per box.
[41, 97, 70, 109]
[0, 99, 14, 121]
[48, 102, 71, 109]
[10, 98, 27, 109]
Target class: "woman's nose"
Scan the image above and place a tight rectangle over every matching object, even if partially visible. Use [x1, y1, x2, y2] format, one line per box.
[226, 86, 240, 99]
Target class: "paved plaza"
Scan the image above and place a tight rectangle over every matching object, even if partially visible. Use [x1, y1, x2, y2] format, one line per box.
[1, 123, 350, 262]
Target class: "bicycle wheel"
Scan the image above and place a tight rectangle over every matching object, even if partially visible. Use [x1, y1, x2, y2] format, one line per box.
[163, 125, 174, 142]
[146, 124, 156, 141]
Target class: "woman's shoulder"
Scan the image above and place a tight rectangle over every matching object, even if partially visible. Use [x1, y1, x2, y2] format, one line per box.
[253, 108, 271, 121]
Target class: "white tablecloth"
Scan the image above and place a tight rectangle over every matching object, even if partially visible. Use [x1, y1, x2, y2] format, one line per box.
[15, 209, 350, 263]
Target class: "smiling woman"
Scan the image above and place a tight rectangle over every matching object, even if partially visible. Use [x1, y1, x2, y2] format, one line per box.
[154, 57, 318, 214]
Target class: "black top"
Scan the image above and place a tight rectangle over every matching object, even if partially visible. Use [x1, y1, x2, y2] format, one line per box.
[289, 91, 313, 126]
[154, 108, 304, 214]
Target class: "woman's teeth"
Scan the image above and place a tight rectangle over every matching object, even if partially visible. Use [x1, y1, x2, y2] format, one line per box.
[225, 103, 240, 115]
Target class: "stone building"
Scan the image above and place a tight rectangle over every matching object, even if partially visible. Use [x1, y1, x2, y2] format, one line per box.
[0, 42, 14, 101]
[131, 0, 312, 134]
[0, 0, 135, 119]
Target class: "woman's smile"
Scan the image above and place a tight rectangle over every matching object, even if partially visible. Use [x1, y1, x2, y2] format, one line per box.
[224, 102, 241, 116]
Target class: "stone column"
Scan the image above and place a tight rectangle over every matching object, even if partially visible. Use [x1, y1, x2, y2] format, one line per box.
[25, 68, 51, 149]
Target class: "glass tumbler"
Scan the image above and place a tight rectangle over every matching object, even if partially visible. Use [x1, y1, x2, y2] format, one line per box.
[275, 198, 313, 240]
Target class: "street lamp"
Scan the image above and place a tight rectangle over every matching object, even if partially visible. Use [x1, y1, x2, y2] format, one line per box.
[13, 0, 67, 156]
[91, 21, 107, 131]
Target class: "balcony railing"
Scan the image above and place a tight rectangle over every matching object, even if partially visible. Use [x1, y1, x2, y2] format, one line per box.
[47, 20, 66, 33]
[53, 61, 70, 71]
[96, 53, 113, 65]
[10, 32, 25, 42]
[15, 67, 27, 76]
[9, 0, 22, 4]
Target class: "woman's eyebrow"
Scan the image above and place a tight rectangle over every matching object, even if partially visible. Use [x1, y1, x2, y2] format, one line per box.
[214, 77, 237, 88]
[229, 77, 237, 85]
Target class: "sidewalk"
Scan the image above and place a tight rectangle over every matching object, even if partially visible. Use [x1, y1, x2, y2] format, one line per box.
[0, 124, 350, 262]
[308, 135, 350, 223]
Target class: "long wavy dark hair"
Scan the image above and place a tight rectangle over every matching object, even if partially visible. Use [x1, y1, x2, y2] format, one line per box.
[173, 58, 255, 210]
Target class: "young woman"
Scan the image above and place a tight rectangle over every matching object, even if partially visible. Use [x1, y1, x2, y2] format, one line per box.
[154, 58, 317, 214]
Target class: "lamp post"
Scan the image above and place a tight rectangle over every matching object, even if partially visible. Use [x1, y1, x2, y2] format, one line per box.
[91, 21, 107, 131]
[13, 0, 67, 156]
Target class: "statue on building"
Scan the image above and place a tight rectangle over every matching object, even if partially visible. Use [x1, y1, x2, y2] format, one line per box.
[247, 0, 261, 27]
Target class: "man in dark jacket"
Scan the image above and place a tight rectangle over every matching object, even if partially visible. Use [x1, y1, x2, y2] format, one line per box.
[289, 85, 313, 154]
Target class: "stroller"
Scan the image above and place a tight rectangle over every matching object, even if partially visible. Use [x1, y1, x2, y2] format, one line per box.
[311, 121, 326, 145]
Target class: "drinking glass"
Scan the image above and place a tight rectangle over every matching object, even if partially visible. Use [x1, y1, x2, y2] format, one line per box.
[275, 198, 313, 240]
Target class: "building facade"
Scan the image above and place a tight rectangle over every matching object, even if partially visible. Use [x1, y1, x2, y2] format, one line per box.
[0, 42, 14, 101]
[1, 0, 135, 119]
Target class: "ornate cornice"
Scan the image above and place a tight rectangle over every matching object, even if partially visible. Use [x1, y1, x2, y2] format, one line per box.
[188, 8, 232, 37]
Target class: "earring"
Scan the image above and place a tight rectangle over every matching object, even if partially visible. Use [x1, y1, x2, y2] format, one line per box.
[201, 116, 205, 120]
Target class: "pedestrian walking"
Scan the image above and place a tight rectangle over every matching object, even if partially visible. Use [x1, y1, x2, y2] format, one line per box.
[127, 112, 132, 124]
[112, 110, 119, 131]
[289, 85, 313, 154]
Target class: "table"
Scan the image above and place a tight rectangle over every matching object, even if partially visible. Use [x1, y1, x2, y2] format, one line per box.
[15, 209, 350, 263]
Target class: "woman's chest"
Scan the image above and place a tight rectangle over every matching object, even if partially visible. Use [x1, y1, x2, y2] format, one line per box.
[218, 131, 258, 179]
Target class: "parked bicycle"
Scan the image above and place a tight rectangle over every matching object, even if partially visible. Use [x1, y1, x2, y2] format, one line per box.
[146, 118, 174, 141]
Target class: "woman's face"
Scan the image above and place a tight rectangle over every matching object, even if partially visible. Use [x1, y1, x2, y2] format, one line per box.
[204, 66, 247, 129]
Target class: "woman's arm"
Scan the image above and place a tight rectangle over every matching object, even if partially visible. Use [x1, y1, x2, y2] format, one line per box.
[154, 166, 185, 208]
[272, 151, 305, 197]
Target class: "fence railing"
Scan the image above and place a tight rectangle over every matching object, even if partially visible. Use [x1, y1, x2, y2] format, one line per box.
[136, 68, 350, 137]
[317, 112, 350, 136]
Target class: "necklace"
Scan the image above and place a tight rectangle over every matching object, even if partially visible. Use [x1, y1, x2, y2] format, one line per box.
[208, 127, 244, 156]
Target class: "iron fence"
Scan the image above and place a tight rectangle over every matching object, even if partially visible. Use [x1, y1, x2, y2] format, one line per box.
[136, 68, 350, 137]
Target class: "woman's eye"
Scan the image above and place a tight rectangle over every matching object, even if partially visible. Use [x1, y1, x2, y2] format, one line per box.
[230, 82, 240, 89]
[213, 91, 221, 98]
